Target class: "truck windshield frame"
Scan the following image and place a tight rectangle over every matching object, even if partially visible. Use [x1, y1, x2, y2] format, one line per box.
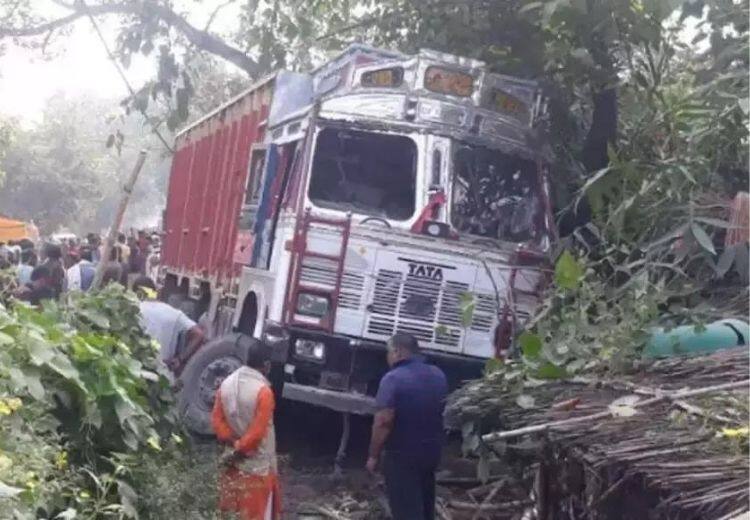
[308, 127, 418, 221]
[450, 141, 543, 243]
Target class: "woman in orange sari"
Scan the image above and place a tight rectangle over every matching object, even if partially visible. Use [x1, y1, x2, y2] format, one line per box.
[211, 342, 281, 520]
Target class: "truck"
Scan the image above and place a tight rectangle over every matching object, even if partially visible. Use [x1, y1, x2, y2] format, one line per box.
[159, 44, 555, 441]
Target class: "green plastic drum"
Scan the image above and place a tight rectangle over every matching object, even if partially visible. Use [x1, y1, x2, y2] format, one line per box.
[643, 319, 749, 358]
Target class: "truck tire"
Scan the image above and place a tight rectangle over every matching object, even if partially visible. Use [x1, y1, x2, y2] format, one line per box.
[178, 333, 259, 435]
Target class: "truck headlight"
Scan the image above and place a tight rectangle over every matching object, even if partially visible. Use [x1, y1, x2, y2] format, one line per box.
[294, 339, 326, 362]
[296, 292, 330, 318]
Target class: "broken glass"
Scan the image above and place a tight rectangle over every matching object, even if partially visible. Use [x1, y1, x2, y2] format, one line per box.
[309, 128, 417, 221]
[451, 142, 542, 243]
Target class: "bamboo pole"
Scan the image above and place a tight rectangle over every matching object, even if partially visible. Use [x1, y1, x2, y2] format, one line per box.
[481, 379, 750, 443]
[91, 151, 148, 290]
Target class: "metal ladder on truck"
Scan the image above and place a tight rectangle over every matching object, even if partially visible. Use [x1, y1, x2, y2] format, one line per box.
[282, 208, 360, 477]
[282, 208, 352, 333]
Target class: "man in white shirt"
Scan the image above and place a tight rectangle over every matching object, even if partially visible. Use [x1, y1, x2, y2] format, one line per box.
[66, 247, 96, 292]
[132, 276, 205, 376]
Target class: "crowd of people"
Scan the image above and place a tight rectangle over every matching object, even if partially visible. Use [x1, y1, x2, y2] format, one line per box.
[0, 230, 161, 304]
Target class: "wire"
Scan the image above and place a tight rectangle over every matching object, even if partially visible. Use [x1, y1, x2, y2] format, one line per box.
[80, 0, 174, 154]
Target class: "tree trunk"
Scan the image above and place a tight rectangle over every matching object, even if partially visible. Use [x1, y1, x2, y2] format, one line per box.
[581, 88, 618, 173]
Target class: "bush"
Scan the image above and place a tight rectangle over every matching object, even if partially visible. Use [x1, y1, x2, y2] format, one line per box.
[0, 285, 180, 518]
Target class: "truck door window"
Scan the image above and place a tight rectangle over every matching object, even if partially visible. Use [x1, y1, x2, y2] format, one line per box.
[451, 143, 541, 242]
[246, 147, 267, 205]
[309, 128, 417, 221]
[239, 147, 267, 231]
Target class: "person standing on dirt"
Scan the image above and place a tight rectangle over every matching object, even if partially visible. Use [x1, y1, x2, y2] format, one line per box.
[211, 341, 281, 520]
[367, 332, 448, 520]
[132, 276, 205, 378]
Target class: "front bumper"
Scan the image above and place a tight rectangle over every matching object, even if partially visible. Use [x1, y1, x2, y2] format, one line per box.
[282, 382, 377, 415]
[266, 322, 484, 414]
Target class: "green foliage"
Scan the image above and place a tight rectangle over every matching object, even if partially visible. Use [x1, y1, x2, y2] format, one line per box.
[131, 442, 221, 519]
[554, 250, 584, 290]
[445, 3, 748, 478]
[0, 286, 178, 518]
[452, 8, 749, 482]
[518, 331, 542, 360]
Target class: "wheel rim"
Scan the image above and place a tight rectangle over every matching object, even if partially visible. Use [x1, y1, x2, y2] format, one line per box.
[196, 356, 243, 410]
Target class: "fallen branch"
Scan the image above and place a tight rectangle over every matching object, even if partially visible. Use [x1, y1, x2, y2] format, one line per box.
[310, 505, 349, 520]
[482, 380, 749, 443]
[436, 498, 453, 520]
[436, 476, 487, 486]
[673, 399, 734, 424]
[467, 480, 508, 500]
[471, 480, 506, 520]
[449, 499, 532, 511]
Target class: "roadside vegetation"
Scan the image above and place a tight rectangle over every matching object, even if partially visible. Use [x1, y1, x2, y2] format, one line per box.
[0, 0, 747, 517]
[0, 285, 194, 518]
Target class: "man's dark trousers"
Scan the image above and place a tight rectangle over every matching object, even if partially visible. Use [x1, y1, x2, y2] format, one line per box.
[383, 451, 437, 520]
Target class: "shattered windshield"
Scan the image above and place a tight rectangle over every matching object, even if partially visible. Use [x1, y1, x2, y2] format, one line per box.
[451, 142, 542, 242]
[309, 128, 417, 221]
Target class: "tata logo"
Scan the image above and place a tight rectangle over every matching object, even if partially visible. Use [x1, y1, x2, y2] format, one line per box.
[408, 262, 443, 281]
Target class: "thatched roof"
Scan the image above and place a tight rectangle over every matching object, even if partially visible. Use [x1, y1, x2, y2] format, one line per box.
[446, 347, 749, 519]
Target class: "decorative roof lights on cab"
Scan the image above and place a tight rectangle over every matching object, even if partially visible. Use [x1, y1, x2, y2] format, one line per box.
[361, 67, 404, 88]
[424, 66, 475, 97]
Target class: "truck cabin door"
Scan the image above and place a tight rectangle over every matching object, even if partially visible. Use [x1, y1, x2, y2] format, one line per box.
[234, 144, 267, 266]
[235, 141, 300, 270]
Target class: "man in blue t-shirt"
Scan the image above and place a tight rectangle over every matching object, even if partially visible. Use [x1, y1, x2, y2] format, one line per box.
[367, 333, 448, 520]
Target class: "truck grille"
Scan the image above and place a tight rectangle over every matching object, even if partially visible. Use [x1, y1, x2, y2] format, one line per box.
[366, 269, 497, 348]
[339, 272, 365, 310]
[299, 261, 499, 349]
[299, 258, 365, 310]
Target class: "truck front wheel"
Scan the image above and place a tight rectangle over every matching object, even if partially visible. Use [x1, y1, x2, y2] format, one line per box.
[178, 333, 259, 435]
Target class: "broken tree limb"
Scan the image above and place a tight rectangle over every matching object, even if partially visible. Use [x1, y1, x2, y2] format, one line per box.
[449, 499, 532, 511]
[436, 499, 453, 520]
[471, 480, 505, 520]
[91, 150, 147, 291]
[308, 505, 349, 520]
[481, 379, 749, 443]
[673, 399, 735, 424]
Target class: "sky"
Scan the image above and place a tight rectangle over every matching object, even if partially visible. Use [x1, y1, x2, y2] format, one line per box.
[0, 24, 151, 125]
[0, 1, 237, 125]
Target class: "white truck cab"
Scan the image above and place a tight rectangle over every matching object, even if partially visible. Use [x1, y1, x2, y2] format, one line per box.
[163, 45, 554, 437]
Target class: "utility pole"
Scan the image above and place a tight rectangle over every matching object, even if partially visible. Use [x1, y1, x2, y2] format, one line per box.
[91, 151, 148, 290]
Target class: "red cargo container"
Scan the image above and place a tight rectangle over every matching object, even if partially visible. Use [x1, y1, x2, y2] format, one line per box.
[162, 76, 274, 285]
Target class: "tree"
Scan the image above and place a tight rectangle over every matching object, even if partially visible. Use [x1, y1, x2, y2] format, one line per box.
[0, 116, 15, 186]
[0, 93, 170, 234]
[0, 0, 745, 230]
[1, 0, 734, 191]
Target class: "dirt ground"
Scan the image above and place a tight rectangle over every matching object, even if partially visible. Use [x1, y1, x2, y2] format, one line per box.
[182, 402, 504, 520]
[275, 402, 388, 519]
